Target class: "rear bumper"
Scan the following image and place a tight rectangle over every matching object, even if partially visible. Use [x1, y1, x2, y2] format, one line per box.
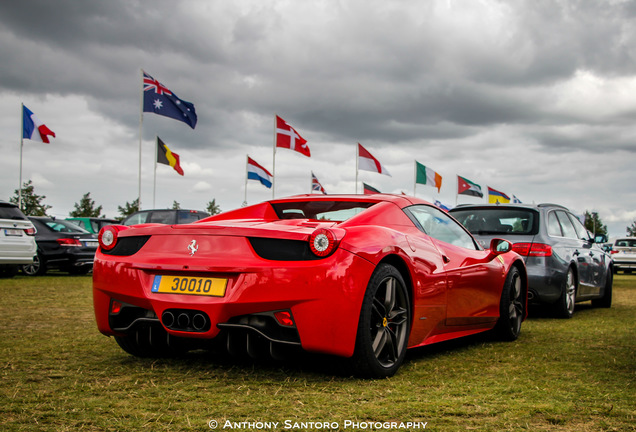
[93, 247, 375, 358]
[524, 257, 566, 305]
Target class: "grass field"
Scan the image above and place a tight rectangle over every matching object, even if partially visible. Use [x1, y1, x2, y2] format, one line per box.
[1, 274, 634, 432]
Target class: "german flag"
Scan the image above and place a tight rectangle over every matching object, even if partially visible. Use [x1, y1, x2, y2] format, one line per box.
[157, 137, 184, 176]
[362, 182, 380, 194]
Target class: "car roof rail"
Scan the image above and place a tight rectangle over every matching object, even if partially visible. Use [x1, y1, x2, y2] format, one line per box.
[537, 203, 569, 210]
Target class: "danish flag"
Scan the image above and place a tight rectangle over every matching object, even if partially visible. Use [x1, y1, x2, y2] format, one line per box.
[275, 115, 310, 157]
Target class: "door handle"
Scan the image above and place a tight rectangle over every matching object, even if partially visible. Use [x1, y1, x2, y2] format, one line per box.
[573, 250, 580, 256]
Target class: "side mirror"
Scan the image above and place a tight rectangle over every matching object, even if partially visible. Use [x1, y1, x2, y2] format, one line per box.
[594, 234, 608, 244]
[490, 238, 512, 255]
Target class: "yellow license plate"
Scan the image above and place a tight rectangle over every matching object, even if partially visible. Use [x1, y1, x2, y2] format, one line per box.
[151, 275, 227, 297]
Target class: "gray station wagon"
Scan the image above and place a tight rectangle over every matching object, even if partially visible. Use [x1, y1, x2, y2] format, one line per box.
[449, 203, 613, 318]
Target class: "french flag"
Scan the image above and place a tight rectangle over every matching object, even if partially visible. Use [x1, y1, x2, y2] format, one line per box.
[247, 156, 273, 189]
[23, 105, 55, 143]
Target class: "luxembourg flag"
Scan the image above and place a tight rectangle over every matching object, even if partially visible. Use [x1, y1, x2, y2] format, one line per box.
[358, 143, 391, 176]
[22, 105, 55, 143]
[247, 156, 273, 189]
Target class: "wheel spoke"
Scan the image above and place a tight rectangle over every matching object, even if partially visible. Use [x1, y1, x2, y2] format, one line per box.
[384, 278, 396, 312]
[372, 328, 388, 357]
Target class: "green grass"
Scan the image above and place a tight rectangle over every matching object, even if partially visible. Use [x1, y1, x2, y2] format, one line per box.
[1, 274, 634, 431]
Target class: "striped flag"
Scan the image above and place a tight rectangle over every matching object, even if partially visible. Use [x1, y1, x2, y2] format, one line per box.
[247, 156, 273, 189]
[358, 143, 391, 176]
[457, 175, 483, 198]
[488, 186, 510, 204]
[157, 137, 184, 176]
[22, 105, 55, 143]
[415, 161, 442, 192]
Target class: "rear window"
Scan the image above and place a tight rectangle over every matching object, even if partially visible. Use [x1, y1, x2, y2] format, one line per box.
[615, 238, 636, 247]
[41, 219, 89, 233]
[271, 201, 376, 222]
[0, 204, 27, 220]
[450, 208, 539, 235]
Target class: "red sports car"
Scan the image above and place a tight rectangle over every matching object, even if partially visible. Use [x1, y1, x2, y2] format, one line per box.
[93, 194, 527, 377]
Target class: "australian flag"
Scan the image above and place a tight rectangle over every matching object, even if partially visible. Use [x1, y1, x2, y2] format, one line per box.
[143, 71, 197, 129]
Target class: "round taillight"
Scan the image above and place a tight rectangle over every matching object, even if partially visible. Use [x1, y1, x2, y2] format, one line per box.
[309, 228, 337, 257]
[98, 226, 123, 251]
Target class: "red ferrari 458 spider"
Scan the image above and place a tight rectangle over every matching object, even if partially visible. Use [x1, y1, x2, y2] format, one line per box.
[93, 194, 527, 377]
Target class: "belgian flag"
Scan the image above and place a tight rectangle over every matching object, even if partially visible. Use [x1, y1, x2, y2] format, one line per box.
[157, 137, 184, 176]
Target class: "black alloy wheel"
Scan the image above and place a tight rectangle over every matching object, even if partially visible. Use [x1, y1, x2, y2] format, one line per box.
[351, 263, 411, 378]
[495, 266, 524, 341]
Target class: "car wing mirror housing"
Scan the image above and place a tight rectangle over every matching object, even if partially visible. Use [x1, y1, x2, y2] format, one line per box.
[490, 238, 512, 255]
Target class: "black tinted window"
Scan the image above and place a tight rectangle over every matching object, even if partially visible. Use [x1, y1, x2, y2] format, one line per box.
[0, 204, 27, 220]
[177, 210, 206, 224]
[450, 208, 538, 235]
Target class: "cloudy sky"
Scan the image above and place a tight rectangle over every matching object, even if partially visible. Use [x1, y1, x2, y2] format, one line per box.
[1, 0, 635, 237]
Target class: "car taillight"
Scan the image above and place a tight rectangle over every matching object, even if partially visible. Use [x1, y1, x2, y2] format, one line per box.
[98, 225, 129, 251]
[610, 250, 619, 254]
[57, 238, 82, 247]
[309, 228, 338, 257]
[24, 227, 36, 236]
[512, 242, 552, 257]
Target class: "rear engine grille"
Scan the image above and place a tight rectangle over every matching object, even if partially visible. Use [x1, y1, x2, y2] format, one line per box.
[102, 235, 150, 256]
[248, 237, 320, 261]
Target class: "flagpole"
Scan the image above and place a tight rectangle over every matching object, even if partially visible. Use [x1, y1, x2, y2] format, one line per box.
[138, 68, 144, 210]
[243, 155, 248, 206]
[413, 161, 416, 196]
[456, 175, 459, 206]
[153, 136, 158, 208]
[18, 103, 24, 210]
[272, 115, 276, 199]
[355, 144, 359, 194]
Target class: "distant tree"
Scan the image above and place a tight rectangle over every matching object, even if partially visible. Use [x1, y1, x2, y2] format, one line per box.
[584, 211, 607, 237]
[628, 220, 636, 236]
[206, 199, 221, 215]
[70, 192, 104, 218]
[10, 180, 52, 216]
[117, 198, 139, 218]
[172, 200, 181, 210]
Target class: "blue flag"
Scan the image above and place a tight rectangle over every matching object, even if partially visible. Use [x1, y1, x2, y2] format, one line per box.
[143, 71, 197, 129]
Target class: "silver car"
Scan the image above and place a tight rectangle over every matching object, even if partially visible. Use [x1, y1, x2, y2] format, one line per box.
[449, 203, 613, 318]
[611, 237, 636, 274]
[0, 201, 37, 277]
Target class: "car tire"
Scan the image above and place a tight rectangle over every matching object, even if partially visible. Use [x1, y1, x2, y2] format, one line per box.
[22, 254, 47, 276]
[114, 325, 186, 358]
[494, 266, 524, 341]
[591, 270, 613, 308]
[350, 263, 411, 378]
[554, 268, 576, 319]
[68, 266, 91, 275]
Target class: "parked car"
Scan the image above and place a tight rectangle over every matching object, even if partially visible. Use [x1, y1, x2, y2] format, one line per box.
[449, 203, 613, 318]
[0, 201, 36, 277]
[611, 237, 636, 274]
[121, 209, 209, 226]
[66, 217, 120, 234]
[94, 194, 527, 378]
[23, 217, 98, 276]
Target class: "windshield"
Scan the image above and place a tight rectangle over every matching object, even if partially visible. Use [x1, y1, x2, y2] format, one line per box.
[271, 201, 376, 222]
[451, 208, 539, 235]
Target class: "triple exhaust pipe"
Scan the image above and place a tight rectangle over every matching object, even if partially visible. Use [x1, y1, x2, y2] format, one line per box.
[161, 310, 209, 332]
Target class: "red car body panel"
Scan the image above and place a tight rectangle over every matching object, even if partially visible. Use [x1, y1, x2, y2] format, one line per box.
[93, 194, 526, 359]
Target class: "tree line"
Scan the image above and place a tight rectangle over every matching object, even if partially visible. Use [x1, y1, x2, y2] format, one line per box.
[9, 180, 222, 219]
[8, 180, 636, 236]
